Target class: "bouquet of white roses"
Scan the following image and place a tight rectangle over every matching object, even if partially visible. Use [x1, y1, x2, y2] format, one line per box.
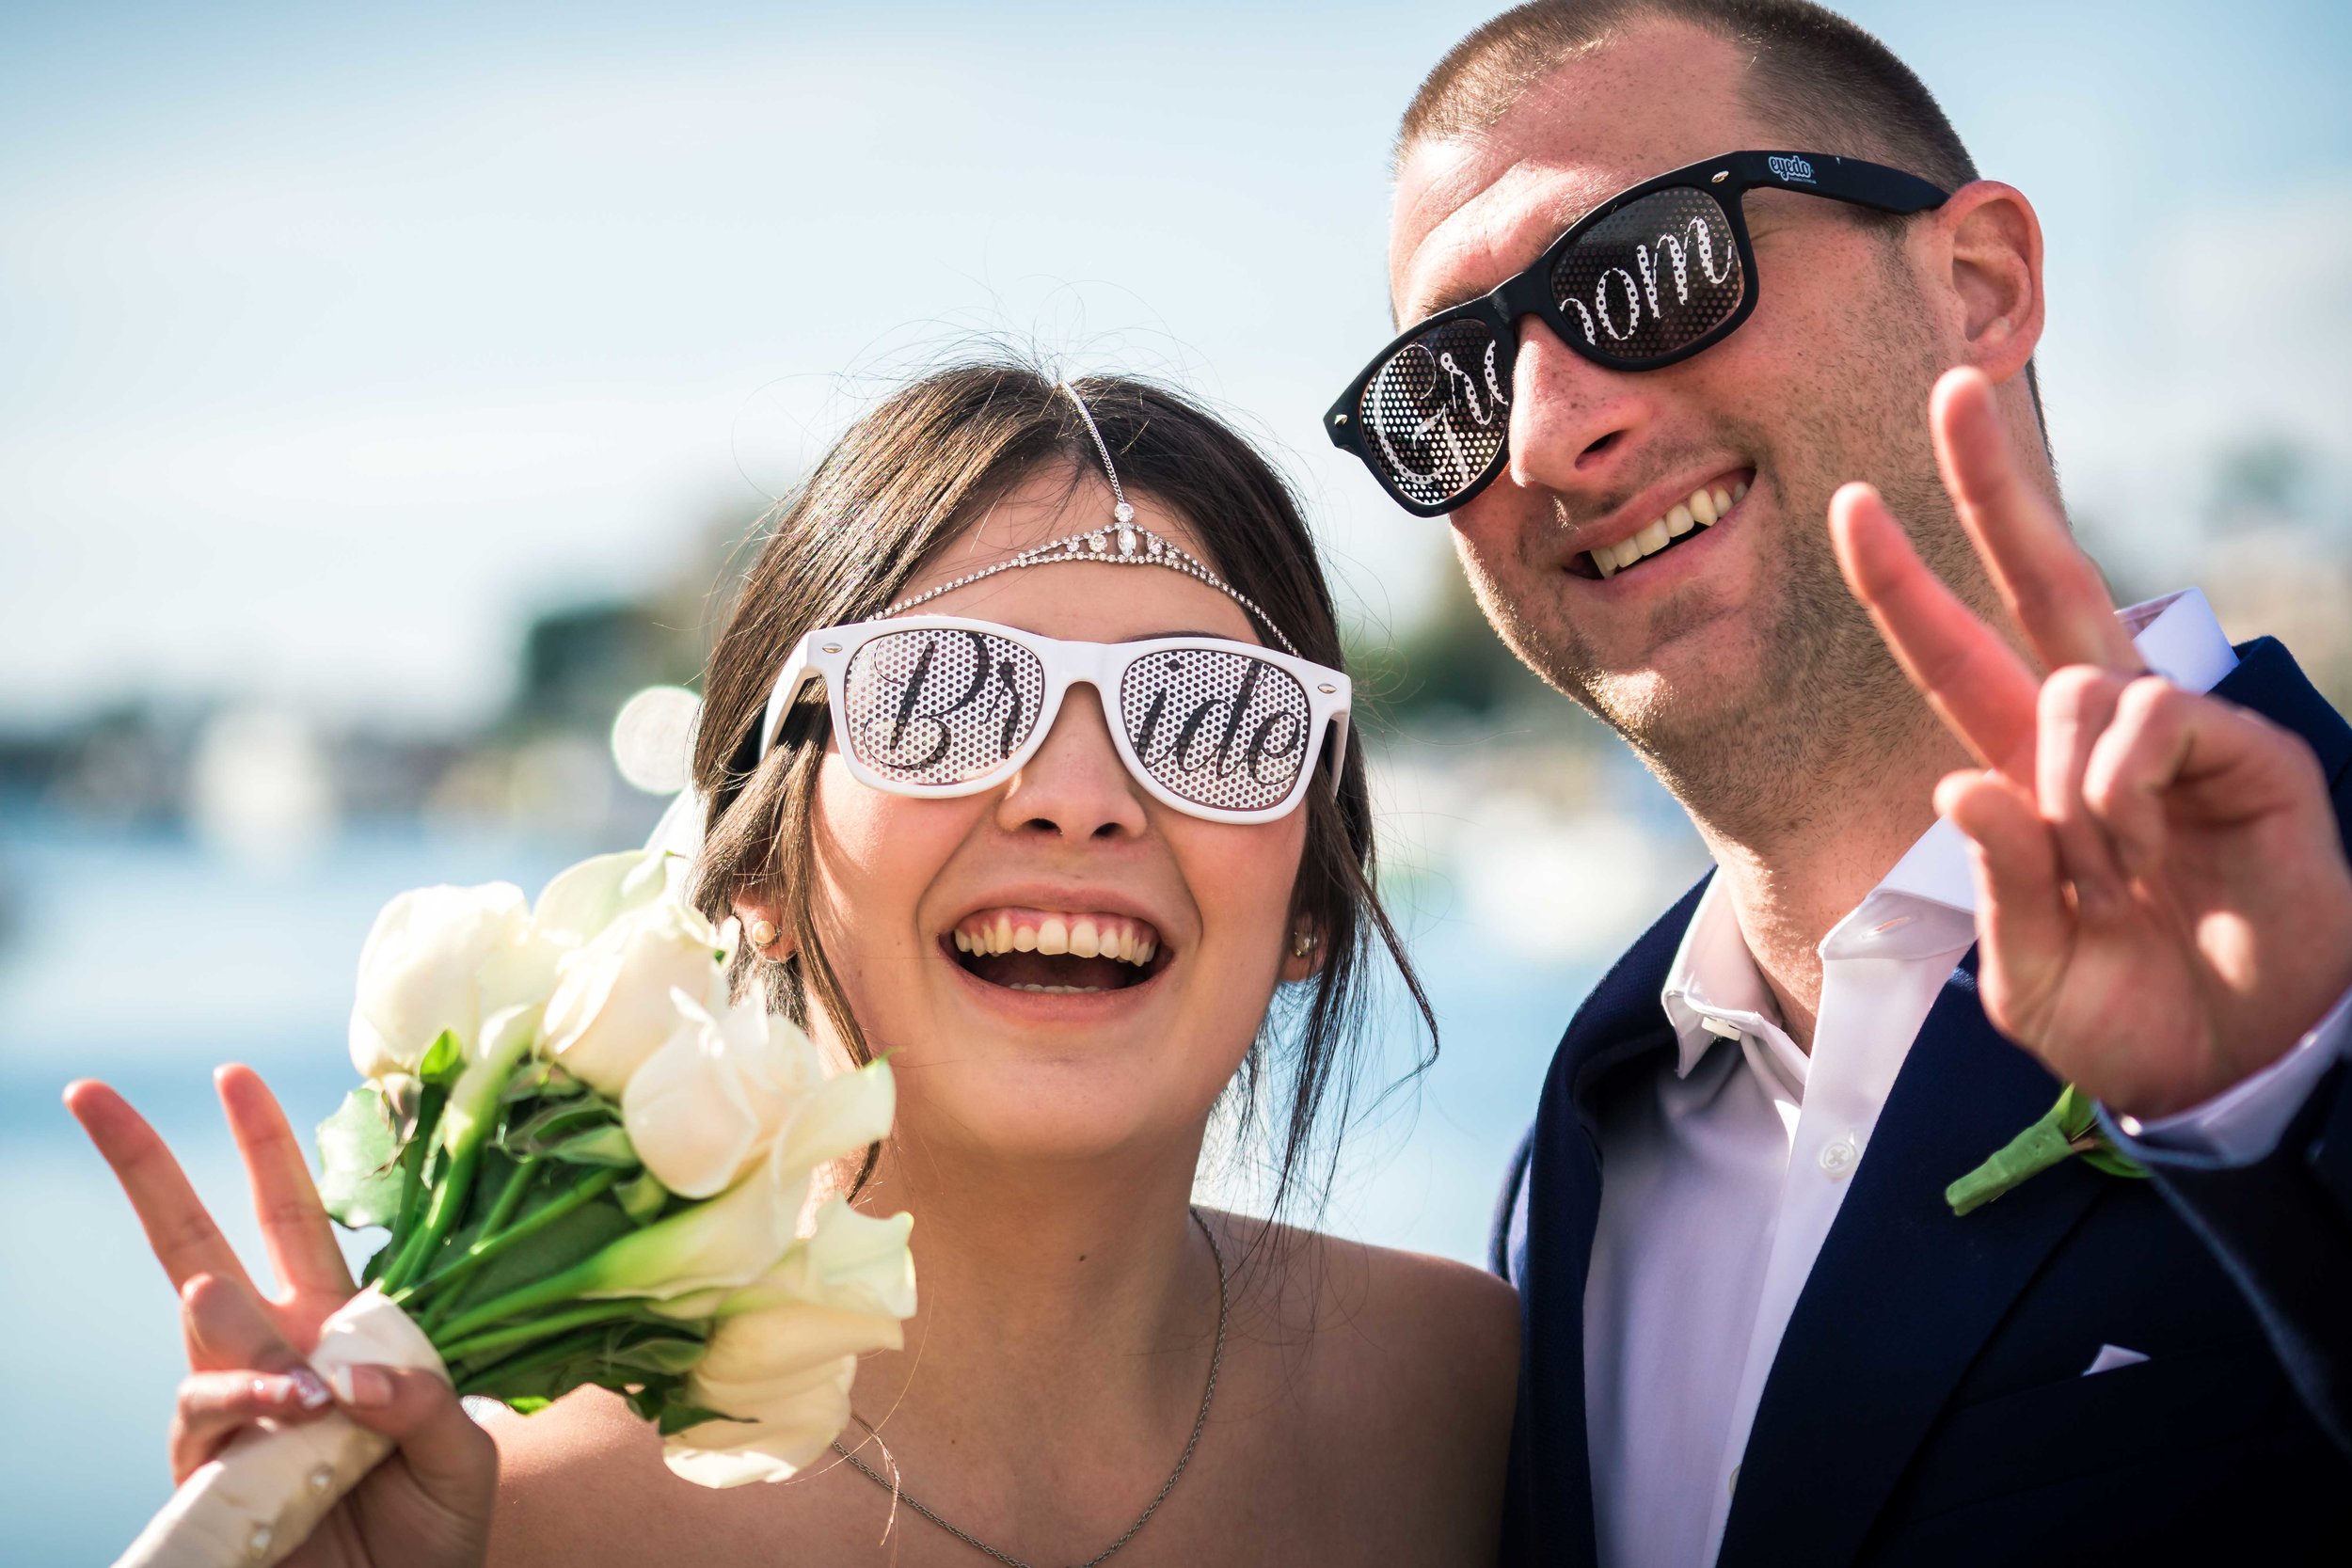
[114, 848, 914, 1568]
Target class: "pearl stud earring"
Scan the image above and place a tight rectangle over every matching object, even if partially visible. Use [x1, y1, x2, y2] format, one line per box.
[749, 917, 780, 950]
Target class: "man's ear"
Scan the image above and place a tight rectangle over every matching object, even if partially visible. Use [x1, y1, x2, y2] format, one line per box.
[1927, 180, 2045, 385]
[732, 892, 796, 960]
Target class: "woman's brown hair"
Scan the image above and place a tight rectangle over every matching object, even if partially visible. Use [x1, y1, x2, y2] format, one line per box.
[691, 358, 1434, 1221]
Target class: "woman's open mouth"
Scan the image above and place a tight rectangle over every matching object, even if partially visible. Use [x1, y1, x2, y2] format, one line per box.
[946, 908, 1169, 994]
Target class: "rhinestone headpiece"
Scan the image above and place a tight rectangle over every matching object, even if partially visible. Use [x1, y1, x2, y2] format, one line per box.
[879, 381, 1301, 657]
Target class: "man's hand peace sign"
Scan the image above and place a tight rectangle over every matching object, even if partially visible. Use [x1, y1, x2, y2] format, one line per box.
[1830, 366, 2352, 1121]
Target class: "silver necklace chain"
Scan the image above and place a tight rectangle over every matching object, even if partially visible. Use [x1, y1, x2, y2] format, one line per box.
[829, 1209, 1230, 1568]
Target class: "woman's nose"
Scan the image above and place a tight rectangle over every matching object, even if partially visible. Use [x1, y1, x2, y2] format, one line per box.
[994, 685, 1149, 840]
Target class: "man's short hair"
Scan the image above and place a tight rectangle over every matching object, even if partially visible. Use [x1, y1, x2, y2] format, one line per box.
[1396, 0, 2051, 443]
[1396, 0, 1978, 192]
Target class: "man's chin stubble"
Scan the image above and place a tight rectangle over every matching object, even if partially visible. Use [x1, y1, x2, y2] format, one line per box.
[1544, 563, 1938, 847]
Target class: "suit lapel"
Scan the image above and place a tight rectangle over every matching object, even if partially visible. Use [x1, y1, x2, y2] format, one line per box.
[1713, 957, 2105, 1564]
[2217, 639, 2352, 833]
[1715, 638, 2350, 1564]
[1511, 878, 1707, 1566]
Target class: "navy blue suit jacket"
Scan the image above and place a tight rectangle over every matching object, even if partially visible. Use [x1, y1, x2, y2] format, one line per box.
[1492, 638, 2352, 1566]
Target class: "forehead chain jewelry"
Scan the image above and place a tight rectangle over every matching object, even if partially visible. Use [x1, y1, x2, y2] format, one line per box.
[879, 381, 1302, 658]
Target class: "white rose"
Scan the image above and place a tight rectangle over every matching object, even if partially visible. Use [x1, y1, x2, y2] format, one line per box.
[574, 1131, 807, 1302]
[653, 1165, 915, 1490]
[532, 848, 671, 947]
[771, 1057, 897, 1178]
[622, 986, 822, 1198]
[665, 1298, 906, 1486]
[348, 882, 543, 1079]
[782, 1196, 917, 1319]
[662, 1356, 859, 1487]
[543, 900, 730, 1098]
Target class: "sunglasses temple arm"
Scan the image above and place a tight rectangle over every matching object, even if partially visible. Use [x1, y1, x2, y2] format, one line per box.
[755, 634, 821, 766]
[1327, 709, 1352, 796]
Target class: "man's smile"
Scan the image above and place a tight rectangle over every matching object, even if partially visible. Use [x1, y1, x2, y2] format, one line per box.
[1558, 467, 1754, 581]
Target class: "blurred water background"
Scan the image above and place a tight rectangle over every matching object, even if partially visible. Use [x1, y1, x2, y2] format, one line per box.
[7, 1, 2352, 1560]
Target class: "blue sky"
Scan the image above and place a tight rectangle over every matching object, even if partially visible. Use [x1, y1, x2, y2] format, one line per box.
[5, 0, 2348, 724]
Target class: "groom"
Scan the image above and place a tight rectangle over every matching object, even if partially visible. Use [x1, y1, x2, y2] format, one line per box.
[1339, 2, 2352, 1562]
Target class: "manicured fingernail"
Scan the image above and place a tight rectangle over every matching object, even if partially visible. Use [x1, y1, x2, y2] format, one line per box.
[288, 1368, 332, 1410]
[330, 1365, 393, 1409]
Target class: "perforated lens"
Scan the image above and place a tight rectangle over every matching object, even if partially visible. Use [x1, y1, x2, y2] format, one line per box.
[1119, 646, 1315, 814]
[1549, 187, 1744, 362]
[839, 628, 1047, 785]
[1355, 317, 1512, 512]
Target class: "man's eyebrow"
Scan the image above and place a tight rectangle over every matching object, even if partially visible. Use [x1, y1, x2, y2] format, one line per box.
[1391, 192, 1605, 330]
[1391, 278, 1486, 335]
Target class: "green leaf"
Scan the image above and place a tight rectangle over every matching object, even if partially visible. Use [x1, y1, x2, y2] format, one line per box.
[419, 1029, 466, 1088]
[501, 1058, 587, 1104]
[428, 1180, 641, 1320]
[546, 1125, 638, 1167]
[315, 1087, 405, 1229]
[503, 1396, 552, 1417]
[501, 1099, 620, 1159]
[604, 1323, 709, 1376]
[2080, 1146, 2152, 1180]
[658, 1402, 744, 1437]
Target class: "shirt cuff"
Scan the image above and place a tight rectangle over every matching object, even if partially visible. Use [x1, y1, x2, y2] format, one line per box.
[2101, 983, 2352, 1169]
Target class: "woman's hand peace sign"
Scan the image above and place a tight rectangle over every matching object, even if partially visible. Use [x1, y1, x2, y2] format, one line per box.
[65, 1067, 496, 1568]
[1829, 365, 2352, 1121]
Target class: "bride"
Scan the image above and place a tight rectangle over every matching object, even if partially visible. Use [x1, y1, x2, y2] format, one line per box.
[70, 363, 1518, 1565]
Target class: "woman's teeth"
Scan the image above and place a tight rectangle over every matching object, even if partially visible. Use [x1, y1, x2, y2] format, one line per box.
[951, 911, 1159, 966]
[1591, 479, 1747, 579]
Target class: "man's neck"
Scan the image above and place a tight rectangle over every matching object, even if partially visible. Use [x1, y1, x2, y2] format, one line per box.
[1680, 719, 1965, 1053]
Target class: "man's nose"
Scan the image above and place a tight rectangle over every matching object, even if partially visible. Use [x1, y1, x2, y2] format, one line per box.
[1502, 315, 1650, 496]
[994, 685, 1150, 841]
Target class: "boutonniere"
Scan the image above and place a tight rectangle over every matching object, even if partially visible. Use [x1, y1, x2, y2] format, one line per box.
[1946, 1085, 2149, 1215]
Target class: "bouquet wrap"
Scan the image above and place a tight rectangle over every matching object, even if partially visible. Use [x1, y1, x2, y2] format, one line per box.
[111, 1291, 443, 1568]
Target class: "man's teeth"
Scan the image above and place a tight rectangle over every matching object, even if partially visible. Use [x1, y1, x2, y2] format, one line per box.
[1592, 480, 1747, 579]
[951, 911, 1159, 966]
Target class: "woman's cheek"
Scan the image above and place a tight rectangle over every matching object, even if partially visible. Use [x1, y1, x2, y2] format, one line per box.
[806, 769, 963, 1035]
[1179, 813, 1308, 979]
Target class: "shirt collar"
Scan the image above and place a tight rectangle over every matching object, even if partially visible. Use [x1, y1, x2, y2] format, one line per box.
[1660, 875, 1780, 1076]
[1655, 588, 2240, 1076]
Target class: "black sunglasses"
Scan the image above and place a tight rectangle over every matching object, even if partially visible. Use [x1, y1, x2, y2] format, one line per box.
[1327, 150, 1949, 516]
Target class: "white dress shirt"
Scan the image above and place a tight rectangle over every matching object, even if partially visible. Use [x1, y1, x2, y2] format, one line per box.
[1581, 590, 2352, 1568]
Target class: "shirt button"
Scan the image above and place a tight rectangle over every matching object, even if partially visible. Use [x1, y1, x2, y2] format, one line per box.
[1819, 1135, 1860, 1178]
[1727, 1463, 1740, 1497]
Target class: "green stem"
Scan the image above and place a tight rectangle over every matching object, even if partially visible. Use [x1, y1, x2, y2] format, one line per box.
[404, 1164, 622, 1307]
[453, 1323, 622, 1398]
[409, 1159, 542, 1329]
[388, 1138, 486, 1294]
[401, 1164, 617, 1317]
[378, 1179, 444, 1296]
[381, 1029, 536, 1295]
[426, 1166, 629, 1341]
[436, 1299, 647, 1366]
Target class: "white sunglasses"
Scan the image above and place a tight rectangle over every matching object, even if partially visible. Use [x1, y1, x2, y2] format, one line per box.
[757, 615, 1353, 824]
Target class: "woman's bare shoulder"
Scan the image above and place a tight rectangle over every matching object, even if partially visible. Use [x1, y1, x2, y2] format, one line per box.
[1207, 1210, 1518, 1437]
[1204, 1212, 1518, 1560]
[478, 1388, 676, 1566]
